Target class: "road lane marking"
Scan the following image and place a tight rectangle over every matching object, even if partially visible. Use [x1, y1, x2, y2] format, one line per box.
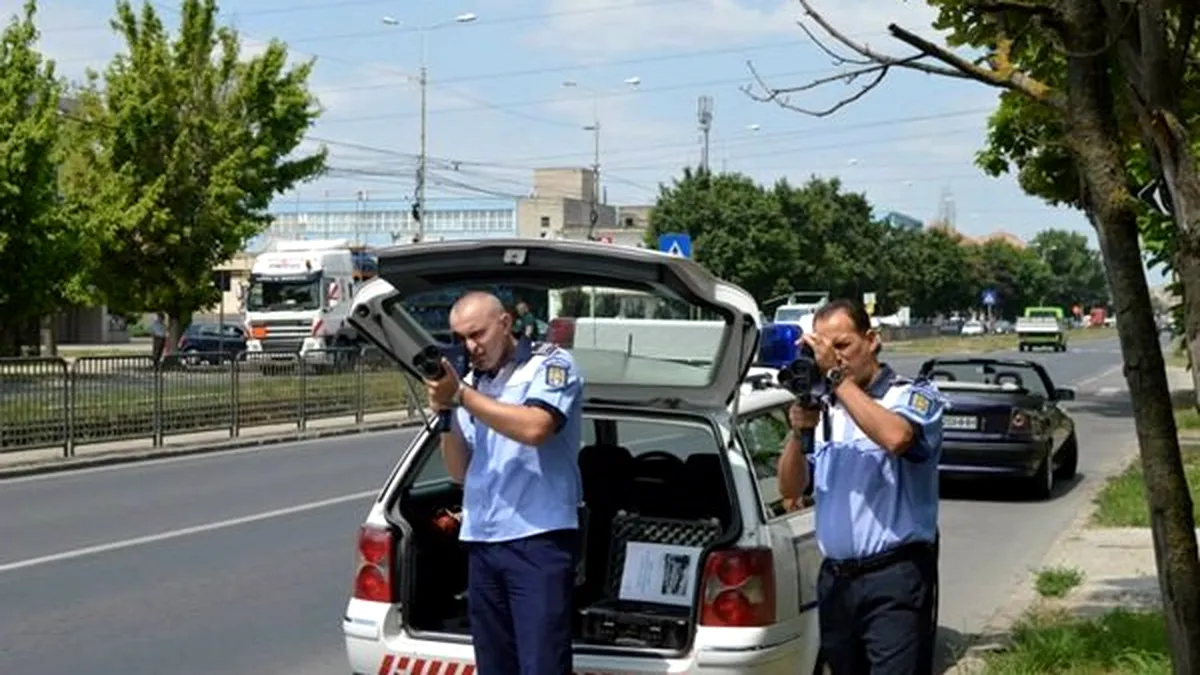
[1071, 363, 1123, 391]
[0, 489, 378, 574]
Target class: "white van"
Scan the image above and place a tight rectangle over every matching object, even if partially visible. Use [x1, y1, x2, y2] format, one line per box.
[340, 239, 823, 675]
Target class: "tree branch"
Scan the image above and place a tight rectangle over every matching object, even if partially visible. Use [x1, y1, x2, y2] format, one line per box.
[743, 0, 1066, 117]
[886, 23, 1066, 108]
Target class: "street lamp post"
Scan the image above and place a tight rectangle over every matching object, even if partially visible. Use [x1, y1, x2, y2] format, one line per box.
[561, 76, 640, 241]
[382, 12, 477, 243]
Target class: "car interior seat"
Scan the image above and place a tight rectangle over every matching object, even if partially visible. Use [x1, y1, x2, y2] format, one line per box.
[628, 451, 689, 518]
[683, 453, 732, 525]
[577, 444, 634, 596]
[994, 371, 1024, 388]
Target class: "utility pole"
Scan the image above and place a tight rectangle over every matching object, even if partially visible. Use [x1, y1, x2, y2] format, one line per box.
[416, 45, 428, 243]
[697, 95, 713, 173]
[381, 12, 478, 243]
[584, 117, 600, 241]
[563, 76, 641, 242]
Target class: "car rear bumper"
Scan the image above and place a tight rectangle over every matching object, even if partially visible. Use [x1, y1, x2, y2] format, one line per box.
[938, 440, 1045, 478]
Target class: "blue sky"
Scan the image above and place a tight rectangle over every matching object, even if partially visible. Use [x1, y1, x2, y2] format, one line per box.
[13, 0, 1169, 284]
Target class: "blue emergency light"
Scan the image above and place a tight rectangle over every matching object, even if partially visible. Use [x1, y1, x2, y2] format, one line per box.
[757, 323, 803, 369]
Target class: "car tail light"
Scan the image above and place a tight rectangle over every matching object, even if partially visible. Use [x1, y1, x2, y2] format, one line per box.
[353, 526, 394, 602]
[1008, 409, 1033, 435]
[699, 548, 776, 627]
[546, 318, 576, 347]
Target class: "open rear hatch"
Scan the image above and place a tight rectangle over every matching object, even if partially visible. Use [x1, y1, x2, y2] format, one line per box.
[347, 238, 761, 409]
[346, 239, 770, 655]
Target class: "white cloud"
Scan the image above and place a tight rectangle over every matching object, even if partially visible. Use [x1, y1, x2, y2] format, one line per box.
[526, 0, 948, 57]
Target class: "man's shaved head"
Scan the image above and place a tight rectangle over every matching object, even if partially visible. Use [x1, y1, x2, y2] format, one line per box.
[450, 291, 514, 372]
[451, 291, 507, 323]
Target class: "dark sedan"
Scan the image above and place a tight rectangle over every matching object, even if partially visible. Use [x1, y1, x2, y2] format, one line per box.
[918, 357, 1079, 500]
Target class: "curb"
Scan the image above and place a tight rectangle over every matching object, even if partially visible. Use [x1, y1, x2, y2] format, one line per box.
[942, 444, 1142, 674]
[0, 417, 424, 480]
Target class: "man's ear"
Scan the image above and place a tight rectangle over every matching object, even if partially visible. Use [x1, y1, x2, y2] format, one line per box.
[866, 328, 882, 355]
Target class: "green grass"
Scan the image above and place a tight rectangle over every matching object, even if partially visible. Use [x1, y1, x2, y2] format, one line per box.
[1035, 567, 1085, 599]
[981, 607, 1171, 675]
[1091, 445, 1200, 528]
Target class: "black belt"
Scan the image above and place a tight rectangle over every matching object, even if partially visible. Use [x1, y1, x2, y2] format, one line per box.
[823, 540, 935, 578]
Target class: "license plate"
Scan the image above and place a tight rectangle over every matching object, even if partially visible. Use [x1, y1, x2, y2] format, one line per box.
[943, 415, 978, 430]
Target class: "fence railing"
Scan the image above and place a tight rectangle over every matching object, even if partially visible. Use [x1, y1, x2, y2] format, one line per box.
[0, 348, 420, 458]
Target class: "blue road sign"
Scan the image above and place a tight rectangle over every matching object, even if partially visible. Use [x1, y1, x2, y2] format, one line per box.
[982, 289, 998, 306]
[657, 232, 692, 258]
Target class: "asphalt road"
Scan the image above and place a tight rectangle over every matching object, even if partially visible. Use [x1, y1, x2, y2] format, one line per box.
[0, 337, 1142, 674]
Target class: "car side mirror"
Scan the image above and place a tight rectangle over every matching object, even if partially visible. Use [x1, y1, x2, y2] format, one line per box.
[1054, 387, 1075, 401]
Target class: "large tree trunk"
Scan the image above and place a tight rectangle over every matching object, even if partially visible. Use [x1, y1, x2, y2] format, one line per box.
[1065, 1, 1200, 671]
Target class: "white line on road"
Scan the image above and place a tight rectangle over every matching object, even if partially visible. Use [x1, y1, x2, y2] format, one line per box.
[0, 489, 378, 574]
[1071, 363, 1124, 391]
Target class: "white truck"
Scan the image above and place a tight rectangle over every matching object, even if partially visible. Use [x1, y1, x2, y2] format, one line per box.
[241, 239, 369, 363]
[769, 291, 830, 334]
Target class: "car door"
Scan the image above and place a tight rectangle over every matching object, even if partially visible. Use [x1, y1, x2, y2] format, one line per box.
[735, 403, 821, 664]
[1031, 363, 1071, 450]
[346, 239, 762, 409]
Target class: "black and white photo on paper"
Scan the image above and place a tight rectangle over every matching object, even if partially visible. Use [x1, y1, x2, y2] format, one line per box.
[617, 541, 704, 607]
[660, 553, 691, 596]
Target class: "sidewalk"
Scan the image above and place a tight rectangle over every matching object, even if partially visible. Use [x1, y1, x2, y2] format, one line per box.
[947, 365, 1192, 674]
[0, 410, 421, 478]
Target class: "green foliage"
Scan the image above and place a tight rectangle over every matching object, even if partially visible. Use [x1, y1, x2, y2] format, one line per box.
[0, 1, 94, 353]
[60, 0, 326, 328]
[646, 167, 1095, 320]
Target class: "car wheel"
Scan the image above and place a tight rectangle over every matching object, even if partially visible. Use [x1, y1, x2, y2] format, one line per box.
[1028, 451, 1055, 500]
[1054, 434, 1079, 481]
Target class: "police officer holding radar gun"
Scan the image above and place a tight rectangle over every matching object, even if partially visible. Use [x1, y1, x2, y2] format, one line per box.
[776, 299, 946, 674]
[422, 291, 584, 675]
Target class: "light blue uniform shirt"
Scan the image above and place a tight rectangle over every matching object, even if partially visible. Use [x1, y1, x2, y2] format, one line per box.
[454, 339, 584, 543]
[807, 365, 946, 561]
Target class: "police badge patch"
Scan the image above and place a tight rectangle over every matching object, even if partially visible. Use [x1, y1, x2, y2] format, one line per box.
[908, 390, 933, 418]
[545, 363, 568, 387]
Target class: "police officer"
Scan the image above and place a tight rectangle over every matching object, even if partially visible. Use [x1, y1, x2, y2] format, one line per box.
[424, 291, 584, 675]
[776, 298, 945, 675]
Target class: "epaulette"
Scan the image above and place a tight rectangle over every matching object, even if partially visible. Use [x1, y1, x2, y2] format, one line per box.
[532, 341, 559, 356]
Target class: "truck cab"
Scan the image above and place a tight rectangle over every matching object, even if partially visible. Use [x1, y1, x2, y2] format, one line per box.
[242, 239, 365, 362]
[1016, 306, 1067, 352]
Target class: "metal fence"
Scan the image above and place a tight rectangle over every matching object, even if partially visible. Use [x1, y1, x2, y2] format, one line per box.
[0, 348, 420, 457]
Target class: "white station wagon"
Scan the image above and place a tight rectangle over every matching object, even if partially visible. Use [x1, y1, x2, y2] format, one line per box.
[341, 239, 823, 675]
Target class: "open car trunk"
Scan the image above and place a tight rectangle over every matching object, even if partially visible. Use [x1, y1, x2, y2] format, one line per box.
[387, 410, 743, 655]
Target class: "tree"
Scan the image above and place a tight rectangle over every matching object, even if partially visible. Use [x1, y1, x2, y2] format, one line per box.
[1029, 229, 1109, 310]
[969, 238, 1054, 319]
[742, 1, 1200, 669]
[62, 0, 326, 340]
[896, 226, 981, 318]
[0, 1, 92, 355]
[646, 168, 800, 303]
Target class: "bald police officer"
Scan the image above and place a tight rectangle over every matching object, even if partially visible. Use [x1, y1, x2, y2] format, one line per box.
[777, 298, 946, 675]
[424, 291, 584, 675]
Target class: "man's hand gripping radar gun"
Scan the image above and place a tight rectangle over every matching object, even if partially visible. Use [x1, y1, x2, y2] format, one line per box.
[347, 277, 465, 434]
[775, 342, 827, 455]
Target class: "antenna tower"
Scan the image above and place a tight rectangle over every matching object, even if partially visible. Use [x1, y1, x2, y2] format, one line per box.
[937, 186, 957, 230]
[697, 95, 713, 172]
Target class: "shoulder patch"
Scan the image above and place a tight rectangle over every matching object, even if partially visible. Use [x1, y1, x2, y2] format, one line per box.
[544, 362, 569, 387]
[907, 389, 935, 419]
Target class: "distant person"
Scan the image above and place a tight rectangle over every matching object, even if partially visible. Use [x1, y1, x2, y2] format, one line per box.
[149, 312, 167, 363]
[423, 290, 584, 675]
[513, 300, 539, 340]
[776, 298, 947, 675]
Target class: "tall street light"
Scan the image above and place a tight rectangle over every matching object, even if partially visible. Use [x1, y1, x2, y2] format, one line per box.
[382, 12, 478, 243]
[561, 76, 641, 240]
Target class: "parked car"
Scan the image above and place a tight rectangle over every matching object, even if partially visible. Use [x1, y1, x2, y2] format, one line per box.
[177, 322, 247, 364]
[918, 357, 1079, 499]
[341, 239, 823, 675]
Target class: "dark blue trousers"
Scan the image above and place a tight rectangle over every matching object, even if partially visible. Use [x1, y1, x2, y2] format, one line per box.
[816, 541, 939, 675]
[466, 529, 577, 675]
